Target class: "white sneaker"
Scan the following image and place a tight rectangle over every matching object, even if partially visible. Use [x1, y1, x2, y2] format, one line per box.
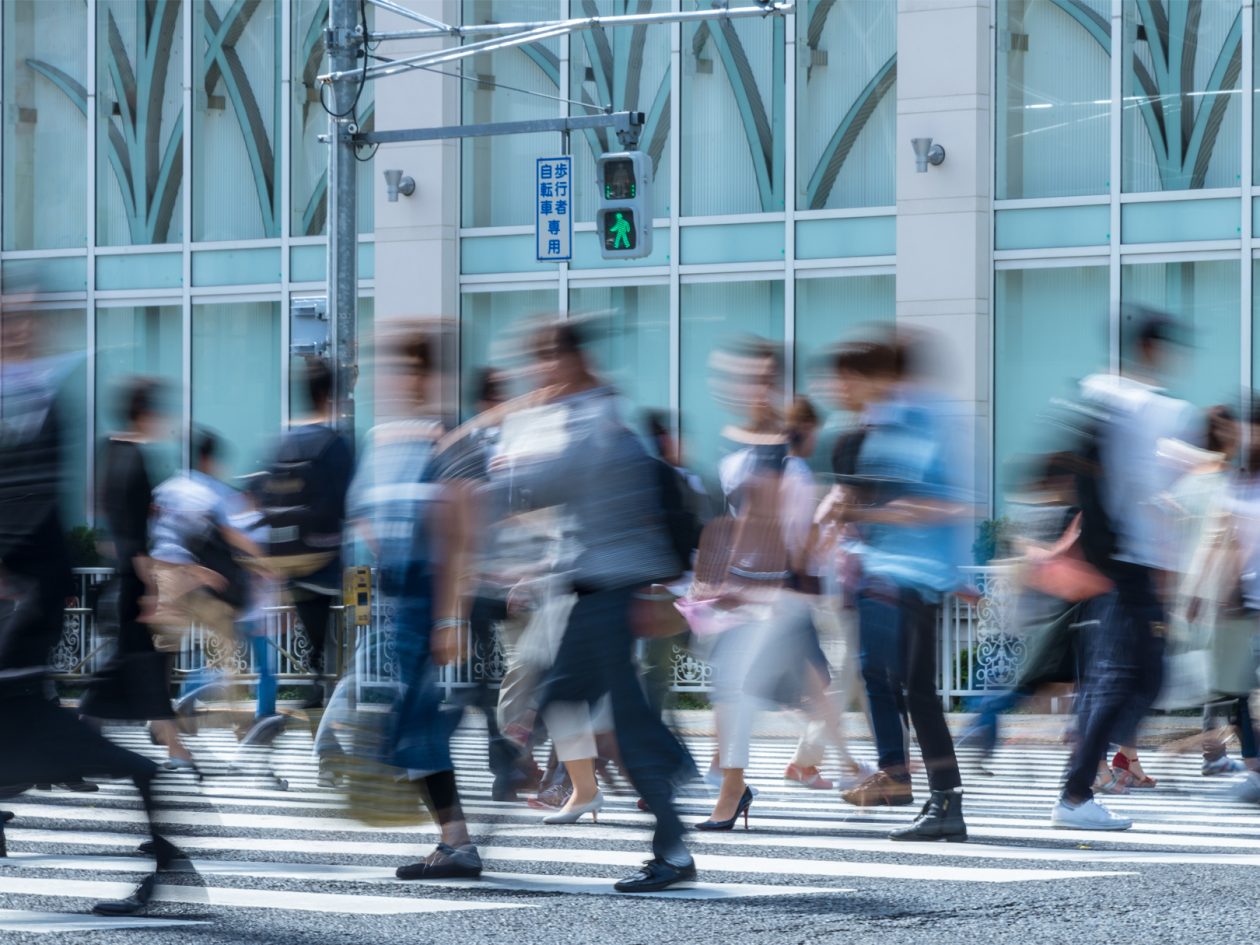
[1050, 797, 1133, 831]
[1232, 771, 1260, 804]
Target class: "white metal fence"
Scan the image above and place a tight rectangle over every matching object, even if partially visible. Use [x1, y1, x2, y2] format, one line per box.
[53, 566, 1019, 706]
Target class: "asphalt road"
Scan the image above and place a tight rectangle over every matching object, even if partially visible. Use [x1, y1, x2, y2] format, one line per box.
[1, 716, 1257, 945]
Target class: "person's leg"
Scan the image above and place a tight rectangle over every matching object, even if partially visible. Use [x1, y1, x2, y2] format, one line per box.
[293, 593, 332, 700]
[1237, 696, 1259, 765]
[902, 590, 962, 792]
[251, 634, 277, 718]
[856, 584, 908, 777]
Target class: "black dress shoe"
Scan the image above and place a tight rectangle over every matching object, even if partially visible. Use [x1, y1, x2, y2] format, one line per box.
[396, 843, 482, 880]
[614, 857, 697, 893]
[1, 810, 14, 824]
[92, 873, 158, 916]
[889, 787, 967, 842]
[58, 777, 99, 793]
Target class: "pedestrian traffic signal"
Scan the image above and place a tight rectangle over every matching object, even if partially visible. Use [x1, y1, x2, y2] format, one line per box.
[596, 151, 652, 259]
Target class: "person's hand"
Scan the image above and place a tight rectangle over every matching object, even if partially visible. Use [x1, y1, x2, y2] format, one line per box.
[1185, 597, 1205, 624]
[431, 622, 463, 666]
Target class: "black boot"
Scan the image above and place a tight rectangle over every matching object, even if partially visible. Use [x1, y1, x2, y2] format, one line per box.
[889, 787, 967, 842]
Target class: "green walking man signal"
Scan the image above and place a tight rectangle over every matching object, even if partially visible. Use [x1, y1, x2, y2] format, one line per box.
[596, 151, 651, 259]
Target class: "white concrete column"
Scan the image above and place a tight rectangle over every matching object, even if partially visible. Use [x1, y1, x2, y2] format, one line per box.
[373, 0, 462, 326]
[896, 0, 993, 505]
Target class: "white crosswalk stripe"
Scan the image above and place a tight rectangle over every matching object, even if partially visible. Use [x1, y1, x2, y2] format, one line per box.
[2, 721, 1258, 929]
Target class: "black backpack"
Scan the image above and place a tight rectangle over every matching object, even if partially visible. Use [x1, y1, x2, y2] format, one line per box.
[654, 458, 703, 578]
[259, 426, 347, 577]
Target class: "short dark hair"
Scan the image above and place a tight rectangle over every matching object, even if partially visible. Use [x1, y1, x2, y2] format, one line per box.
[472, 366, 505, 405]
[304, 358, 333, 409]
[833, 340, 897, 379]
[533, 321, 588, 360]
[122, 377, 163, 426]
[1126, 306, 1187, 354]
[400, 332, 432, 373]
[644, 409, 671, 442]
[194, 428, 220, 468]
[1206, 404, 1237, 455]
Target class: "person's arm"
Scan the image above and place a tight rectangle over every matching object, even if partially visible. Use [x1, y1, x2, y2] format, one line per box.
[430, 479, 476, 665]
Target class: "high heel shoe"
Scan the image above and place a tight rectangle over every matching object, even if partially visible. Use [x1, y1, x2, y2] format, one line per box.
[695, 786, 753, 831]
[542, 791, 604, 825]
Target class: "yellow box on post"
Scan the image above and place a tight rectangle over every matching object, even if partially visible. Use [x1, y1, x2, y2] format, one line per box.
[343, 566, 372, 627]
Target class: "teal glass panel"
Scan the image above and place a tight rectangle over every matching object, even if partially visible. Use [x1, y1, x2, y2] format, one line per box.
[996, 0, 1110, 200]
[569, 0, 671, 222]
[1123, 0, 1240, 193]
[290, 244, 325, 283]
[191, 247, 282, 286]
[1, 307, 88, 526]
[358, 242, 374, 281]
[193, 0, 281, 241]
[680, 221, 784, 264]
[796, 0, 895, 210]
[95, 0, 185, 246]
[995, 266, 1109, 506]
[568, 284, 670, 417]
[571, 227, 669, 268]
[2, 257, 87, 293]
[1121, 198, 1239, 243]
[795, 216, 895, 258]
[1121, 259, 1240, 409]
[3, 0, 88, 249]
[95, 253, 183, 290]
[460, 289, 557, 417]
[679, 279, 784, 487]
[461, 1, 562, 228]
[994, 205, 1110, 250]
[682, 1, 785, 215]
[191, 301, 281, 478]
[794, 274, 894, 474]
[95, 305, 183, 482]
[460, 234, 556, 275]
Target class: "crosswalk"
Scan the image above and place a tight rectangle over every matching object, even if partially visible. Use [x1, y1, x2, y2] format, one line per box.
[1, 717, 1258, 931]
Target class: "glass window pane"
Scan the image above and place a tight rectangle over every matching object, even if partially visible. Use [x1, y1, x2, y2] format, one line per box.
[95, 305, 184, 483]
[1, 308, 88, 527]
[995, 266, 1109, 505]
[291, 0, 374, 236]
[569, 2, 671, 221]
[1120, 259, 1240, 408]
[1123, 0, 1241, 193]
[568, 284, 670, 416]
[679, 279, 784, 487]
[96, 0, 184, 246]
[682, 4, 785, 216]
[3, 0, 88, 250]
[796, 0, 895, 210]
[794, 274, 895, 473]
[996, 0, 1110, 199]
[192, 301, 281, 479]
[193, 0, 280, 241]
[289, 297, 374, 439]
[460, 288, 557, 418]
[461, 1, 562, 228]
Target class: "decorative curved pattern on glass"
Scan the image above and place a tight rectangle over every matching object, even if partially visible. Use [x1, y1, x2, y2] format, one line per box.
[196, 0, 281, 240]
[96, 0, 184, 245]
[685, 14, 785, 214]
[798, 0, 896, 210]
[571, 0, 670, 220]
[969, 570, 1025, 691]
[1123, 0, 1241, 192]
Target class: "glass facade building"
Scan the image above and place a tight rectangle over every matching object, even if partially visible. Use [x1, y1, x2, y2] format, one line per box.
[7, 0, 1260, 530]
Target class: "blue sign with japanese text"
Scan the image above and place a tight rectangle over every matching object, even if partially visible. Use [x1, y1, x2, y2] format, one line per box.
[536, 156, 572, 262]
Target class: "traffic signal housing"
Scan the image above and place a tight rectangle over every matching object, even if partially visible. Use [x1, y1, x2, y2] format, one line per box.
[596, 151, 652, 260]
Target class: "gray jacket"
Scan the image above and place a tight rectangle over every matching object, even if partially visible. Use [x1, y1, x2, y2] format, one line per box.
[506, 387, 676, 591]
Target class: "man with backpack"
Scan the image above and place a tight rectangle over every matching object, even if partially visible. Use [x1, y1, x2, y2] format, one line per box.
[259, 359, 354, 709]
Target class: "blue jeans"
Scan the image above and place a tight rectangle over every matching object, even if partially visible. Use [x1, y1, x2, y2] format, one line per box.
[858, 584, 909, 774]
[250, 633, 277, 718]
[961, 685, 1033, 756]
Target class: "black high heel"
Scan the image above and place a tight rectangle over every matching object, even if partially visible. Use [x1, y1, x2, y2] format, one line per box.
[695, 786, 753, 831]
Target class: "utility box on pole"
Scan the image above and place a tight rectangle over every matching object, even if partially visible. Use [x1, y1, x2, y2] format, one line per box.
[596, 151, 652, 260]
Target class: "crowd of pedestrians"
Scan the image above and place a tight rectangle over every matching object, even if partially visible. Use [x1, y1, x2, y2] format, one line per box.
[2, 294, 1259, 915]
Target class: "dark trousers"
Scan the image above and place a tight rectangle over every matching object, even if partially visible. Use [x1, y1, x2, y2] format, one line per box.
[1063, 570, 1165, 801]
[541, 585, 696, 859]
[857, 579, 961, 791]
[294, 592, 336, 677]
[468, 594, 515, 781]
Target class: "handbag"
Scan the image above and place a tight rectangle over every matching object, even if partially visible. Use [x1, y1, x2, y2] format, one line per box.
[1023, 513, 1114, 603]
